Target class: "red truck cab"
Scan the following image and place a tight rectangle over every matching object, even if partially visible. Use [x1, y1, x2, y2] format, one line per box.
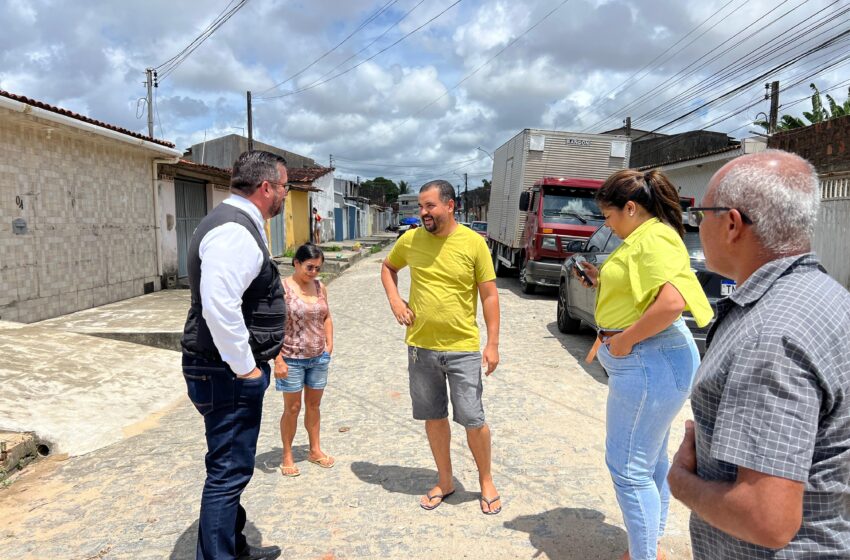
[517, 177, 605, 294]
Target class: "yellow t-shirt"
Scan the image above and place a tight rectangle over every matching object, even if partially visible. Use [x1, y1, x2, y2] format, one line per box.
[595, 218, 713, 330]
[386, 224, 496, 351]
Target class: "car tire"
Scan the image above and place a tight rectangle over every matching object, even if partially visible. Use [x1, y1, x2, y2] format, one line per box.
[557, 281, 582, 334]
[519, 263, 535, 294]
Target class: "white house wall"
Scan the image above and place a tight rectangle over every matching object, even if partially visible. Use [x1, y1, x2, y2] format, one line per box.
[312, 172, 335, 242]
[0, 108, 165, 322]
[661, 160, 728, 203]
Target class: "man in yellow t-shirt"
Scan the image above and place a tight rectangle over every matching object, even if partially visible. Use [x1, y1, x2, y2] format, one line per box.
[381, 180, 502, 515]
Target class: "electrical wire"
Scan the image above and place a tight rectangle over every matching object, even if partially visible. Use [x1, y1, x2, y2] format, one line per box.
[631, 2, 850, 128]
[260, 0, 462, 100]
[390, 0, 573, 133]
[573, 0, 741, 128]
[257, 0, 428, 101]
[257, 0, 400, 97]
[155, 0, 250, 82]
[582, 0, 823, 132]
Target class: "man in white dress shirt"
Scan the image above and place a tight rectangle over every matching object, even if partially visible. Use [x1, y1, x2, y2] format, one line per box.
[181, 151, 288, 560]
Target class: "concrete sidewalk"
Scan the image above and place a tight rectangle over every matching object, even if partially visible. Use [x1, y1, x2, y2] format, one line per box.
[0, 244, 695, 559]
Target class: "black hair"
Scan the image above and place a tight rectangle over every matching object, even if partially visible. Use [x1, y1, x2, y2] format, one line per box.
[230, 150, 288, 195]
[419, 180, 455, 203]
[594, 169, 685, 238]
[292, 243, 324, 266]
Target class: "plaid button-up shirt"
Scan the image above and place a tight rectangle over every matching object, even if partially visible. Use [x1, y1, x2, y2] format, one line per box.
[690, 253, 850, 559]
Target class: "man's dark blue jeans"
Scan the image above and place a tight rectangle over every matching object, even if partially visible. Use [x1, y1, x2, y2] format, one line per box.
[182, 355, 271, 560]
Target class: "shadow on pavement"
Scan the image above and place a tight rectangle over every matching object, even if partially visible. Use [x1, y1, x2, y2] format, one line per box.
[254, 445, 310, 474]
[504, 507, 627, 560]
[170, 519, 266, 559]
[495, 277, 558, 300]
[545, 321, 609, 385]
[350, 461, 477, 504]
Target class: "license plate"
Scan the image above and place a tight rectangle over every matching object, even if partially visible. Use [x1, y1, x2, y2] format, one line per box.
[720, 279, 736, 296]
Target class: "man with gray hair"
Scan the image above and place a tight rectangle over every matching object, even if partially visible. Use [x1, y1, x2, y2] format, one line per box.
[668, 149, 850, 558]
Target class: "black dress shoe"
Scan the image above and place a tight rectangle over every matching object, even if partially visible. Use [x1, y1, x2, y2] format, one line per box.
[236, 544, 282, 560]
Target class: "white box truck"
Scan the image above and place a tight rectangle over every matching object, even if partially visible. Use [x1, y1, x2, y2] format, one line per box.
[486, 129, 631, 293]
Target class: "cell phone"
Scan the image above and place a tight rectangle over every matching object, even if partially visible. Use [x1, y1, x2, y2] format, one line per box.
[573, 256, 593, 285]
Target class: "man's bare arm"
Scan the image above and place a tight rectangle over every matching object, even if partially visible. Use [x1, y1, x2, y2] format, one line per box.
[478, 280, 500, 375]
[380, 260, 415, 326]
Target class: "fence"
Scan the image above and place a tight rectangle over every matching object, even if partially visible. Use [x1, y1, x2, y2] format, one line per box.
[814, 173, 850, 290]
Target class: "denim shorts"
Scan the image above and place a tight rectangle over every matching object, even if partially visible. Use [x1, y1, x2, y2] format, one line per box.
[407, 346, 485, 428]
[275, 351, 331, 392]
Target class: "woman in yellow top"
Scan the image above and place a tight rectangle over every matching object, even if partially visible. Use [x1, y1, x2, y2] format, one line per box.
[576, 169, 712, 560]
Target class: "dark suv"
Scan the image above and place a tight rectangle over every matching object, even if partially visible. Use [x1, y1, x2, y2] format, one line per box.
[556, 225, 734, 354]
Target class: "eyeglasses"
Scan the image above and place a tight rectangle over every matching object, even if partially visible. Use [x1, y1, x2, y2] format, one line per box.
[265, 180, 288, 190]
[686, 207, 753, 227]
[304, 264, 322, 273]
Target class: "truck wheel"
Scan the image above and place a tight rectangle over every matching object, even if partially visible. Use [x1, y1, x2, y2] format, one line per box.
[519, 263, 536, 294]
[557, 281, 582, 333]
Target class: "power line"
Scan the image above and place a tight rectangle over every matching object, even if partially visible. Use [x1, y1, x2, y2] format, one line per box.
[388, 0, 573, 133]
[631, 1, 849, 129]
[632, 29, 850, 144]
[258, 0, 428, 101]
[582, 0, 816, 132]
[260, 0, 462, 100]
[155, 0, 250, 82]
[257, 0, 400, 97]
[573, 0, 741, 128]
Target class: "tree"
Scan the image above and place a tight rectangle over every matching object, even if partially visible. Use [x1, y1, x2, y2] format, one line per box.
[481, 179, 491, 189]
[398, 180, 410, 195]
[360, 176, 399, 204]
[756, 83, 850, 132]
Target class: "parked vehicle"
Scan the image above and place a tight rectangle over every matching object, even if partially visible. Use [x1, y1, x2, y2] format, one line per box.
[486, 129, 631, 294]
[556, 225, 734, 354]
[469, 221, 488, 238]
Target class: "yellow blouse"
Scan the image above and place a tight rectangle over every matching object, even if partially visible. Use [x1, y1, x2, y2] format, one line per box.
[595, 218, 713, 330]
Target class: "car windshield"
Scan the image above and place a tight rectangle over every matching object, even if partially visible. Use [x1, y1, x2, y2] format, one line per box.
[540, 187, 603, 224]
[684, 232, 705, 261]
[470, 222, 487, 232]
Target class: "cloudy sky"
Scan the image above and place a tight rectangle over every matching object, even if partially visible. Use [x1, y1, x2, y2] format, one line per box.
[1, 0, 848, 186]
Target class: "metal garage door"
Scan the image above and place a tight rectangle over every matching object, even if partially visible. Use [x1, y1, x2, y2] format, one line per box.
[176, 178, 207, 278]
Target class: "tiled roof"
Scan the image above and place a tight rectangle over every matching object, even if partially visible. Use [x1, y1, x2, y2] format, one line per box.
[287, 166, 334, 183]
[0, 89, 176, 148]
[637, 144, 741, 170]
[176, 159, 231, 176]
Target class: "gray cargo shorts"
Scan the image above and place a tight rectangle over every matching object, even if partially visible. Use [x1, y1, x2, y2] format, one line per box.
[407, 346, 485, 428]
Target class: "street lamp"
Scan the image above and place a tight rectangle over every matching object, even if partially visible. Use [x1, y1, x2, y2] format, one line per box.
[476, 146, 494, 160]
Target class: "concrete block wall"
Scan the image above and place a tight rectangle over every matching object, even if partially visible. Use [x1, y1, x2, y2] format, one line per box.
[1, 113, 161, 323]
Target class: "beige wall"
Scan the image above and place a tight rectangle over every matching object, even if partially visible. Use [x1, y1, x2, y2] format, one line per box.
[0, 108, 163, 322]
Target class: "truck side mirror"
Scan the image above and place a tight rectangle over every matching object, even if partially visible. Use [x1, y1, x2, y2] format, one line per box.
[565, 240, 585, 253]
[518, 191, 530, 211]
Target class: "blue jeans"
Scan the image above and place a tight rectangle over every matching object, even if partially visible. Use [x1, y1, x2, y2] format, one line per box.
[598, 319, 699, 560]
[182, 355, 271, 560]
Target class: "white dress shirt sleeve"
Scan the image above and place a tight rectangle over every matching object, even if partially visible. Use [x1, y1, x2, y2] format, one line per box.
[198, 223, 265, 375]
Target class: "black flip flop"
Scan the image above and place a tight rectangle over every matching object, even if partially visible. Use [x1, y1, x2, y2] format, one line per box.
[480, 495, 502, 515]
[420, 489, 455, 511]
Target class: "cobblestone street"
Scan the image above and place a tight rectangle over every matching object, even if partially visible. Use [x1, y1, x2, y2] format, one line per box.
[0, 246, 695, 559]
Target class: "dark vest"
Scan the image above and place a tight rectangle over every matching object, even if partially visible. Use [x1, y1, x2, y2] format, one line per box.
[181, 202, 286, 364]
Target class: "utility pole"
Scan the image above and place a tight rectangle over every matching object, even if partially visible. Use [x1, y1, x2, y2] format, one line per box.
[329, 154, 334, 168]
[464, 172, 468, 222]
[624, 116, 632, 137]
[246, 91, 254, 151]
[767, 81, 779, 135]
[145, 68, 154, 138]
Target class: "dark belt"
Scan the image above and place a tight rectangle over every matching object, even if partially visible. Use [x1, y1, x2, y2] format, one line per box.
[597, 330, 621, 339]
